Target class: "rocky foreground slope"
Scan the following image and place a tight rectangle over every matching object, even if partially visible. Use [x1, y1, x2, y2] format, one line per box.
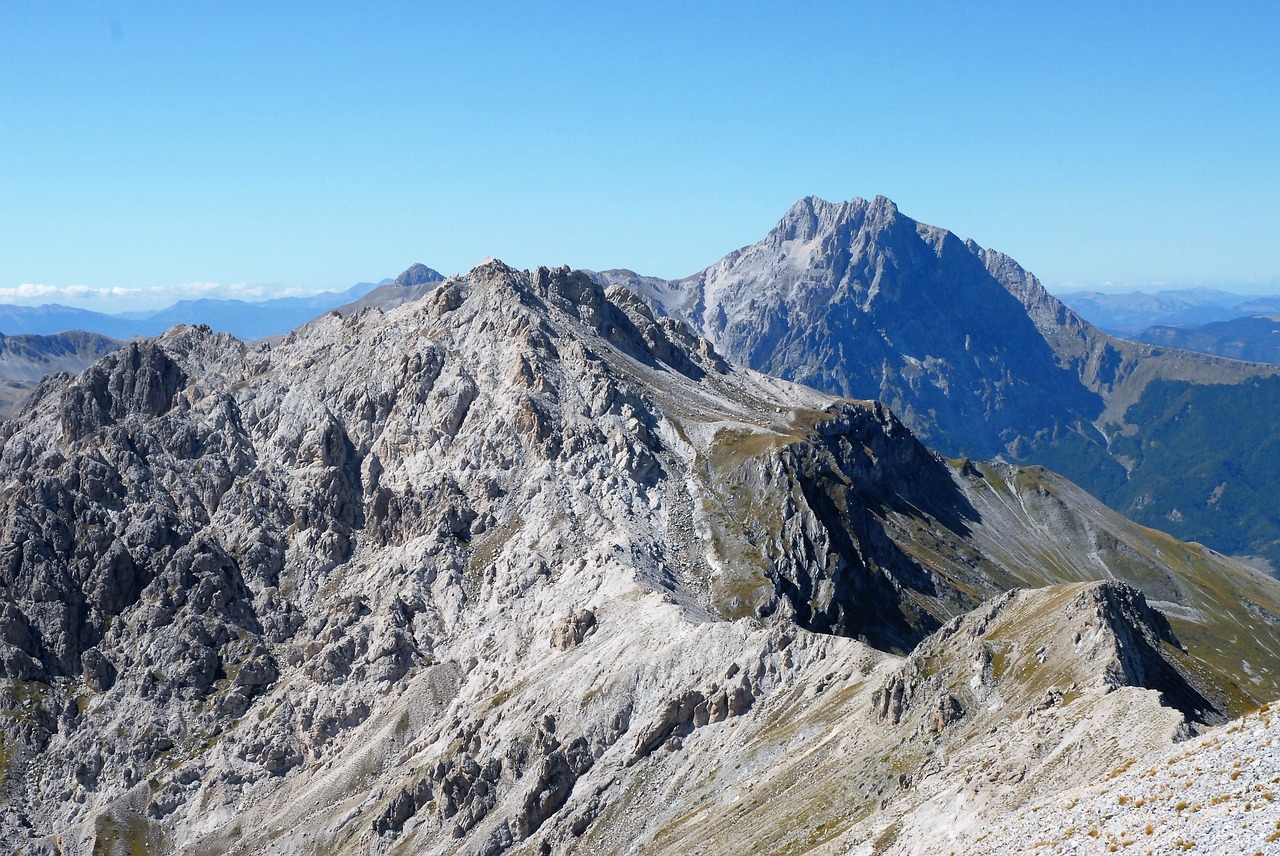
[596, 196, 1280, 567]
[1, 261, 1278, 854]
[971, 700, 1280, 855]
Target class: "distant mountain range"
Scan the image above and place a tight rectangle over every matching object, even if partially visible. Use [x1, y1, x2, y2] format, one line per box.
[0, 266, 446, 415]
[4, 206, 1280, 853]
[4, 209, 1279, 571]
[5, 259, 1279, 852]
[595, 195, 1280, 568]
[330, 262, 446, 317]
[0, 331, 122, 419]
[0, 276, 419, 340]
[1059, 288, 1280, 336]
[1133, 315, 1280, 365]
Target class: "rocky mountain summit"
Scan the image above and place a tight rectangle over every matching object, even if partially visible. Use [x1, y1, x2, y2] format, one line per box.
[1, 260, 1278, 854]
[331, 263, 446, 317]
[595, 196, 1280, 567]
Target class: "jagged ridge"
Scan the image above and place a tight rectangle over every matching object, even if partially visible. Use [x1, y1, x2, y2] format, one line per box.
[595, 196, 1280, 567]
[0, 260, 1277, 854]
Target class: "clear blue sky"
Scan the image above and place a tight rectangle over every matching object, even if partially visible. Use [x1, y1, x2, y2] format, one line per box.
[2, 1, 1278, 311]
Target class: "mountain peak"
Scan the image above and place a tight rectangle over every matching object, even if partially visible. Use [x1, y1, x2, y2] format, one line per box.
[774, 195, 903, 244]
[393, 262, 445, 287]
[619, 194, 1110, 459]
[469, 257, 519, 278]
[790, 194, 899, 213]
[6, 226, 1280, 853]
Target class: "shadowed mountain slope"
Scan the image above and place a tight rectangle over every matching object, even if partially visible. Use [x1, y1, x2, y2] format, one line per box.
[0, 330, 122, 419]
[2, 261, 1279, 853]
[596, 196, 1280, 566]
[1135, 314, 1280, 364]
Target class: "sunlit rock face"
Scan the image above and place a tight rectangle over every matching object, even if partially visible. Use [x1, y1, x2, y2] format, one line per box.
[1, 259, 1278, 854]
[596, 195, 1280, 567]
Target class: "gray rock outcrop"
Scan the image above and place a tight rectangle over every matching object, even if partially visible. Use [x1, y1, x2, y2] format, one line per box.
[0, 259, 1277, 854]
[595, 196, 1280, 566]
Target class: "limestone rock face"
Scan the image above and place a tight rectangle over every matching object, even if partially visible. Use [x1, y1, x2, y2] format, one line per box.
[598, 196, 1106, 458]
[550, 609, 596, 651]
[594, 196, 1280, 566]
[971, 701, 1280, 854]
[1, 260, 1279, 854]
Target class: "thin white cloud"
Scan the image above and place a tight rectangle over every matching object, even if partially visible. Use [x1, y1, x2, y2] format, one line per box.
[0, 283, 77, 300]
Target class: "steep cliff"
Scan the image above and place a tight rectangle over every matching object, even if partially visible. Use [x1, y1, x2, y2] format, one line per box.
[1, 261, 1277, 854]
[596, 196, 1280, 566]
